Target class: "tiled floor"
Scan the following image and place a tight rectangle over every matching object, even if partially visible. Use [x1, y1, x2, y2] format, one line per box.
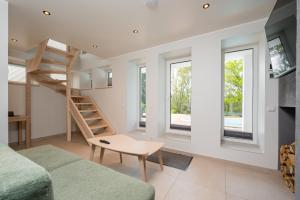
[11, 134, 294, 200]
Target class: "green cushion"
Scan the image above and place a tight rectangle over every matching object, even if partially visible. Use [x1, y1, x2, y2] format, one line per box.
[18, 145, 81, 171]
[50, 160, 155, 200]
[0, 145, 53, 200]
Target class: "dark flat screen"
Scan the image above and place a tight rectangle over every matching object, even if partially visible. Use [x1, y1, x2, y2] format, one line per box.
[265, 0, 297, 78]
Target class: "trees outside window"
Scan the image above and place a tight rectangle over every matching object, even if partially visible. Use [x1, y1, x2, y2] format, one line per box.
[139, 67, 146, 127]
[169, 61, 192, 131]
[224, 48, 254, 140]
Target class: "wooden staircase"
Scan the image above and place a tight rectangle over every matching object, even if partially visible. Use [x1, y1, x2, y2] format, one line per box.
[25, 39, 115, 147]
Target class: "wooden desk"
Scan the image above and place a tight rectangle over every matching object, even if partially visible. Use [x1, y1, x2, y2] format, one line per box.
[9, 116, 27, 145]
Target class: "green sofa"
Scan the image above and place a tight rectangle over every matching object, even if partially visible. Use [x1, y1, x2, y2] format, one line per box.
[0, 144, 155, 200]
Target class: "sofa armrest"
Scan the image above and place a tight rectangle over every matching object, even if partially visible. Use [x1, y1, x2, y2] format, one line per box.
[0, 144, 53, 200]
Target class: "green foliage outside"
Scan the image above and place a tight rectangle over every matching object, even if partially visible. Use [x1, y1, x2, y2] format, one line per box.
[224, 59, 243, 116]
[140, 68, 146, 119]
[171, 64, 192, 114]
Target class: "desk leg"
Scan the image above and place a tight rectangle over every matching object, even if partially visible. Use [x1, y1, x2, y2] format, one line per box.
[158, 150, 164, 171]
[90, 144, 96, 161]
[119, 153, 123, 164]
[100, 147, 105, 164]
[138, 156, 147, 182]
[18, 122, 22, 145]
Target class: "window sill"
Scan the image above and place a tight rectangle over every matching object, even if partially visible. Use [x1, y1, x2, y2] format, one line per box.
[136, 127, 146, 132]
[221, 138, 263, 154]
[161, 132, 191, 143]
[165, 128, 191, 136]
[222, 136, 257, 145]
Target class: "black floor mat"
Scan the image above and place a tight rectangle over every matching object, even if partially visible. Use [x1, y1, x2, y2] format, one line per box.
[147, 150, 193, 170]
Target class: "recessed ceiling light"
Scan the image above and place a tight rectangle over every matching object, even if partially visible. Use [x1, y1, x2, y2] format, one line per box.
[202, 3, 210, 9]
[11, 38, 18, 43]
[133, 29, 139, 34]
[42, 10, 51, 16]
[92, 44, 98, 48]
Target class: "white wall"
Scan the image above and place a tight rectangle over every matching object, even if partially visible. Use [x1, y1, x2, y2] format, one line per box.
[91, 68, 109, 89]
[82, 18, 279, 169]
[8, 84, 67, 143]
[0, 0, 8, 144]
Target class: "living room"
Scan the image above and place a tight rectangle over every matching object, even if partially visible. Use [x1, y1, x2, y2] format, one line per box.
[0, 0, 299, 200]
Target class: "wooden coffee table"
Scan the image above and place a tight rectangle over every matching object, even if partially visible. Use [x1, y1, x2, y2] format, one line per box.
[88, 134, 164, 181]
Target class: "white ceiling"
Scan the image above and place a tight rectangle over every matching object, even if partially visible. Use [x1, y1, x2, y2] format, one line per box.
[8, 0, 276, 58]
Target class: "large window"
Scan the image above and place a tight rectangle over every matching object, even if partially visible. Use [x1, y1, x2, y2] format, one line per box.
[223, 48, 256, 140]
[107, 71, 112, 87]
[139, 66, 146, 127]
[48, 39, 67, 51]
[167, 60, 192, 132]
[8, 63, 26, 83]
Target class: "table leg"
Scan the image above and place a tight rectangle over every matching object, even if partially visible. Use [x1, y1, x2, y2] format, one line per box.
[100, 147, 105, 164]
[18, 121, 22, 145]
[119, 153, 123, 164]
[90, 144, 96, 161]
[138, 156, 147, 182]
[25, 118, 31, 148]
[158, 150, 164, 171]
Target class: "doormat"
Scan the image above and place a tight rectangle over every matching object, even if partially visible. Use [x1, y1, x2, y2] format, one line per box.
[147, 150, 193, 170]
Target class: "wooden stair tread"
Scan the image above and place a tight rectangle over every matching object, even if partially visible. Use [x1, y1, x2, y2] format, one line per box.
[79, 109, 97, 113]
[41, 58, 66, 66]
[35, 70, 66, 74]
[89, 123, 108, 130]
[75, 103, 93, 105]
[84, 116, 102, 121]
[39, 79, 67, 84]
[72, 96, 89, 98]
[46, 46, 73, 57]
[94, 132, 115, 137]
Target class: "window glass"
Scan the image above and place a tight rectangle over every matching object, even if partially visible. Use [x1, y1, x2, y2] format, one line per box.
[108, 72, 112, 87]
[224, 49, 253, 140]
[48, 39, 67, 51]
[8, 63, 26, 83]
[170, 61, 192, 131]
[139, 67, 146, 127]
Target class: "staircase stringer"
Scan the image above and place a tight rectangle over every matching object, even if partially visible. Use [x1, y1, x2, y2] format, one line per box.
[70, 100, 95, 145]
[87, 96, 116, 134]
[27, 39, 49, 73]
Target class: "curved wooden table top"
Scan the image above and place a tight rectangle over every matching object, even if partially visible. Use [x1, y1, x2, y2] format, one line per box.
[88, 134, 164, 156]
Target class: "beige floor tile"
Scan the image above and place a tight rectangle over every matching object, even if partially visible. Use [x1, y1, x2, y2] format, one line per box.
[177, 156, 226, 192]
[226, 164, 294, 200]
[226, 193, 248, 200]
[165, 179, 226, 200]
[148, 172, 178, 200]
[147, 159, 182, 178]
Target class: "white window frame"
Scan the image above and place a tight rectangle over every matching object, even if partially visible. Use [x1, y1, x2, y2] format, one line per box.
[107, 71, 112, 87]
[165, 57, 192, 136]
[8, 63, 26, 84]
[8, 62, 40, 86]
[48, 39, 67, 51]
[221, 44, 259, 144]
[138, 65, 146, 129]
